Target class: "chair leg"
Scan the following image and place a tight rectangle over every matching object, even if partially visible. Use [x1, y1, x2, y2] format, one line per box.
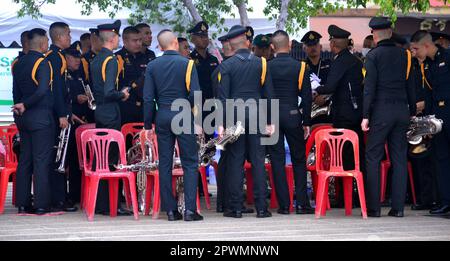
[199, 166, 211, 210]
[311, 170, 318, 200]
[109, 179, 119, 218]
[152, 175, 160, 219]
[127, 174, 140, 220]
[286, 166, 295, 213]
[343, 177, 353, 216]
[196, 189, 201, 214]
[86, 176, 100, 222]
[315, 174, 328, 219]
[407, 162, 417, 205]
[322, 181, 329, 216]
[12, 172, 16, 206]
[355, 174, 368, 219]
[144, 175, 153, 216]
[0, 169, 10, 214]
[245, 167, 254, 205]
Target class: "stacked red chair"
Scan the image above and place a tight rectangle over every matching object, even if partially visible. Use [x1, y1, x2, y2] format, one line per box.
[75, 123, 96, 209]
[81, 129, 139, 221]
[0, 125, 19, 214]
[314, 129, 367, 219]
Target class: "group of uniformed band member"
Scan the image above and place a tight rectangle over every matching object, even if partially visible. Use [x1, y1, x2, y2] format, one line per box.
[10, 16, 450, 221]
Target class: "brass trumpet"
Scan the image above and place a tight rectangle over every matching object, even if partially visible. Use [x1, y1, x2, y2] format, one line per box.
[55, 116, 71, 174]
[79, 78, 96, 110]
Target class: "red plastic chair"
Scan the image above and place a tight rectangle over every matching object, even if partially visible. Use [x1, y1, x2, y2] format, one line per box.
[143, 130, 201, 219]
[380, 144, 417, 204]
[81, 129, 139, 221]
[314, 129, 367, 219]
[244, 159, 273, 207]
[0, 125, 19, 214]
[75, 123, 96, 209]
[306, 124, 333, 199]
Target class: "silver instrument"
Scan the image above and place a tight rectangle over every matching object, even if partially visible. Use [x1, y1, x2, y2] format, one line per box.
[407, 115, 443, 145]
[197, 134, 217, 167]
[311, 95, 332, 119]
[55, 116, 71, 174]
[79, 77, 96, 110]
[307, 146, 316, 167]
[215, 121, 245, 151]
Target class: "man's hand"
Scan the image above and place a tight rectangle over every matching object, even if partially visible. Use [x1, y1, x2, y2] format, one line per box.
[59, 117, 69, 129]
[265, 124, 275, 136]
[416, 101, 425, 115]
[11, 103, 25, 115]
[303, 126, 311, 140]
[194, 124, 203, 135]
[77, 94, 89, 105]
[71, 114, 86, 125]
[218, 126, 225, 138]
[314, 95, 327, 107]
[361, 118, 370, 132]
[122, 88, 130, 101]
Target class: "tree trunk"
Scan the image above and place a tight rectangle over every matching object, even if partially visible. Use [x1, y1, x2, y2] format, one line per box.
[181, 0, 203, 23]
[233, 0, 250, 26]
[276, 0, 291, 30]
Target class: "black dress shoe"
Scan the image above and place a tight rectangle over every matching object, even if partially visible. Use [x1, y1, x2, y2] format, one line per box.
[277, 207, 290, 215]
[184, 210, 204, 221]
[34, 208, 51, 215]
[241, 207, 254, 214]
[216, 205, 224, 213]
[256, 210, 272, 218]
[167, 210, 183, 221]
[117, 207, 132, 216]
[296, 205, 315, 215]
[411, 204, 433, 211]
[388, 209, 404, 217]
[18, 206, 34, 214]
[52, 201, 78, 212]
[367, 210, 381, 217]
[224, 210, 242, 218]
[430, 205, 450, 215]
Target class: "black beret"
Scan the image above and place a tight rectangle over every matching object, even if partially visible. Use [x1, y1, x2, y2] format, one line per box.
[301, 31, 322, 46]
[226, 25, 247, 40]
[64, 41, 82, 58]
[188, 21, 209, 36]
[97, 20, 121, 36]
[369, 17, 392, 30]
[328, 25, 351, 40]
[391, 33, 407, 45]
[89, 28, 99, 36]
[253, 34, 271, 48]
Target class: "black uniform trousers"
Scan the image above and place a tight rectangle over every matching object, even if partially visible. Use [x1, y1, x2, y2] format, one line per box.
[410, 151, 437, 206]
[50, 122, 68, 206]
[67, 123, 82, 204]
[366, 102, 410, 211]
[226, 124, 268, 212]
[216, 150, 228, 210]
[433, 104, 450, 206]
[15, 109, 55, 209]
[268, 109, 310, 209]
[94, 104, 121, 212]
[156, 108, 199, 212]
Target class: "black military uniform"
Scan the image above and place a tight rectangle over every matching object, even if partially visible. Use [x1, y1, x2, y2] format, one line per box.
[80, 28, 99, 86]
[316, 25, 364, 170]
[65, 42, 91, 205]
[408, 57, 437, 210]
[267, 50, 314, 214]
[90, 20, 128, 214]
[13, 47, 55, 213]
[116, 46, 152, 124]
[143, 47, 203, 221]
[217, 25, 274, 218]
[301, 31, 332, 125]
[364, 18, 416, 217]
[423, 44, 450, 214]
[46, 41, 72, 210]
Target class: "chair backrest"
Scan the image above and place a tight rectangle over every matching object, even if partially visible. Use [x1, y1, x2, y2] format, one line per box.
[121, 123, 145, 148]
[306, 124, 333, 171]
[0, 125, 18, 167]
[315, 128, 360, 172]
[81, 129, 126, 173]
[75, 123, 96, 169]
